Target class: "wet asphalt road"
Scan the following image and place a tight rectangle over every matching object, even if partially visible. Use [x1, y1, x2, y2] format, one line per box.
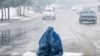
[1, 8, 100, 56]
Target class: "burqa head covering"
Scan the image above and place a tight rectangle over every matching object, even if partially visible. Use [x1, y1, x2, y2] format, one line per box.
[37, 27, 63, 56]
[47, 27, 54, 33]
[46, 27, 54, 36]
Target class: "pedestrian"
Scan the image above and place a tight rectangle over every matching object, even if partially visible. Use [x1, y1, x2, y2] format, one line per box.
[37, 27, 63, 56]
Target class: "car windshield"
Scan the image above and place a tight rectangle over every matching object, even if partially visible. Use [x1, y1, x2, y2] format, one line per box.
[45, 9, 53, 12]
[81, 16, 96, 18]
[81, 10, 95, 13]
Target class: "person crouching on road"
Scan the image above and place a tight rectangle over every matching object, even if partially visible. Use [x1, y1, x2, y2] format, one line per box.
[37, 27, 63, 56]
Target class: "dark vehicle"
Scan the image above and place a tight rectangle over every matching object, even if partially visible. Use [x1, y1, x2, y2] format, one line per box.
[79, 10, 97, 24]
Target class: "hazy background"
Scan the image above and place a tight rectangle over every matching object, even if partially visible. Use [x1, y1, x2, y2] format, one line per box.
[56, 0, 97, 8]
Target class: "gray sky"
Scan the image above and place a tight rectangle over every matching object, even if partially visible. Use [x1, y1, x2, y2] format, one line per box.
[56, 0, 97, 4]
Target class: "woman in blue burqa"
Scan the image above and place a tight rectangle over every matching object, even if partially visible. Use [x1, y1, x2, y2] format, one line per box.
[37, 27, 63, 56]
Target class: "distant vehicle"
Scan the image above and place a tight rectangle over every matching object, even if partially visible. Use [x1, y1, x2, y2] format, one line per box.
[79, 10, 97, 24]
[42, 7, 56, 20]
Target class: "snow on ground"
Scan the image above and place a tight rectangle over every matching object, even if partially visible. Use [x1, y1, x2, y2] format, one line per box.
[21, 18, 32, 20]
[0, 7, 39, 27]
[22, 17, 35, 20]
[21, 14, 40, 20]
[63, 52, 83, 56]
[0, 23, 10, 26]
[0, 7, 39, 20]
[22, 52, 82, 56]
[0, 7, 18, 19]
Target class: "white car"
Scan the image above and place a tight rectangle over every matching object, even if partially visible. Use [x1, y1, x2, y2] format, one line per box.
[42, 7, 56, 20]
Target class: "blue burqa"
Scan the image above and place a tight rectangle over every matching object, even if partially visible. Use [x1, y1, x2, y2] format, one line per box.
[37, 27, 63, 56]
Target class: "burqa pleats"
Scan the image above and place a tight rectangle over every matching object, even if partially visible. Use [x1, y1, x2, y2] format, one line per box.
[37, 27, 63, 56]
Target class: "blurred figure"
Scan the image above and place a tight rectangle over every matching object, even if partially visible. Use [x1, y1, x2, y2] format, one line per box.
[37, 27, 63, 56]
